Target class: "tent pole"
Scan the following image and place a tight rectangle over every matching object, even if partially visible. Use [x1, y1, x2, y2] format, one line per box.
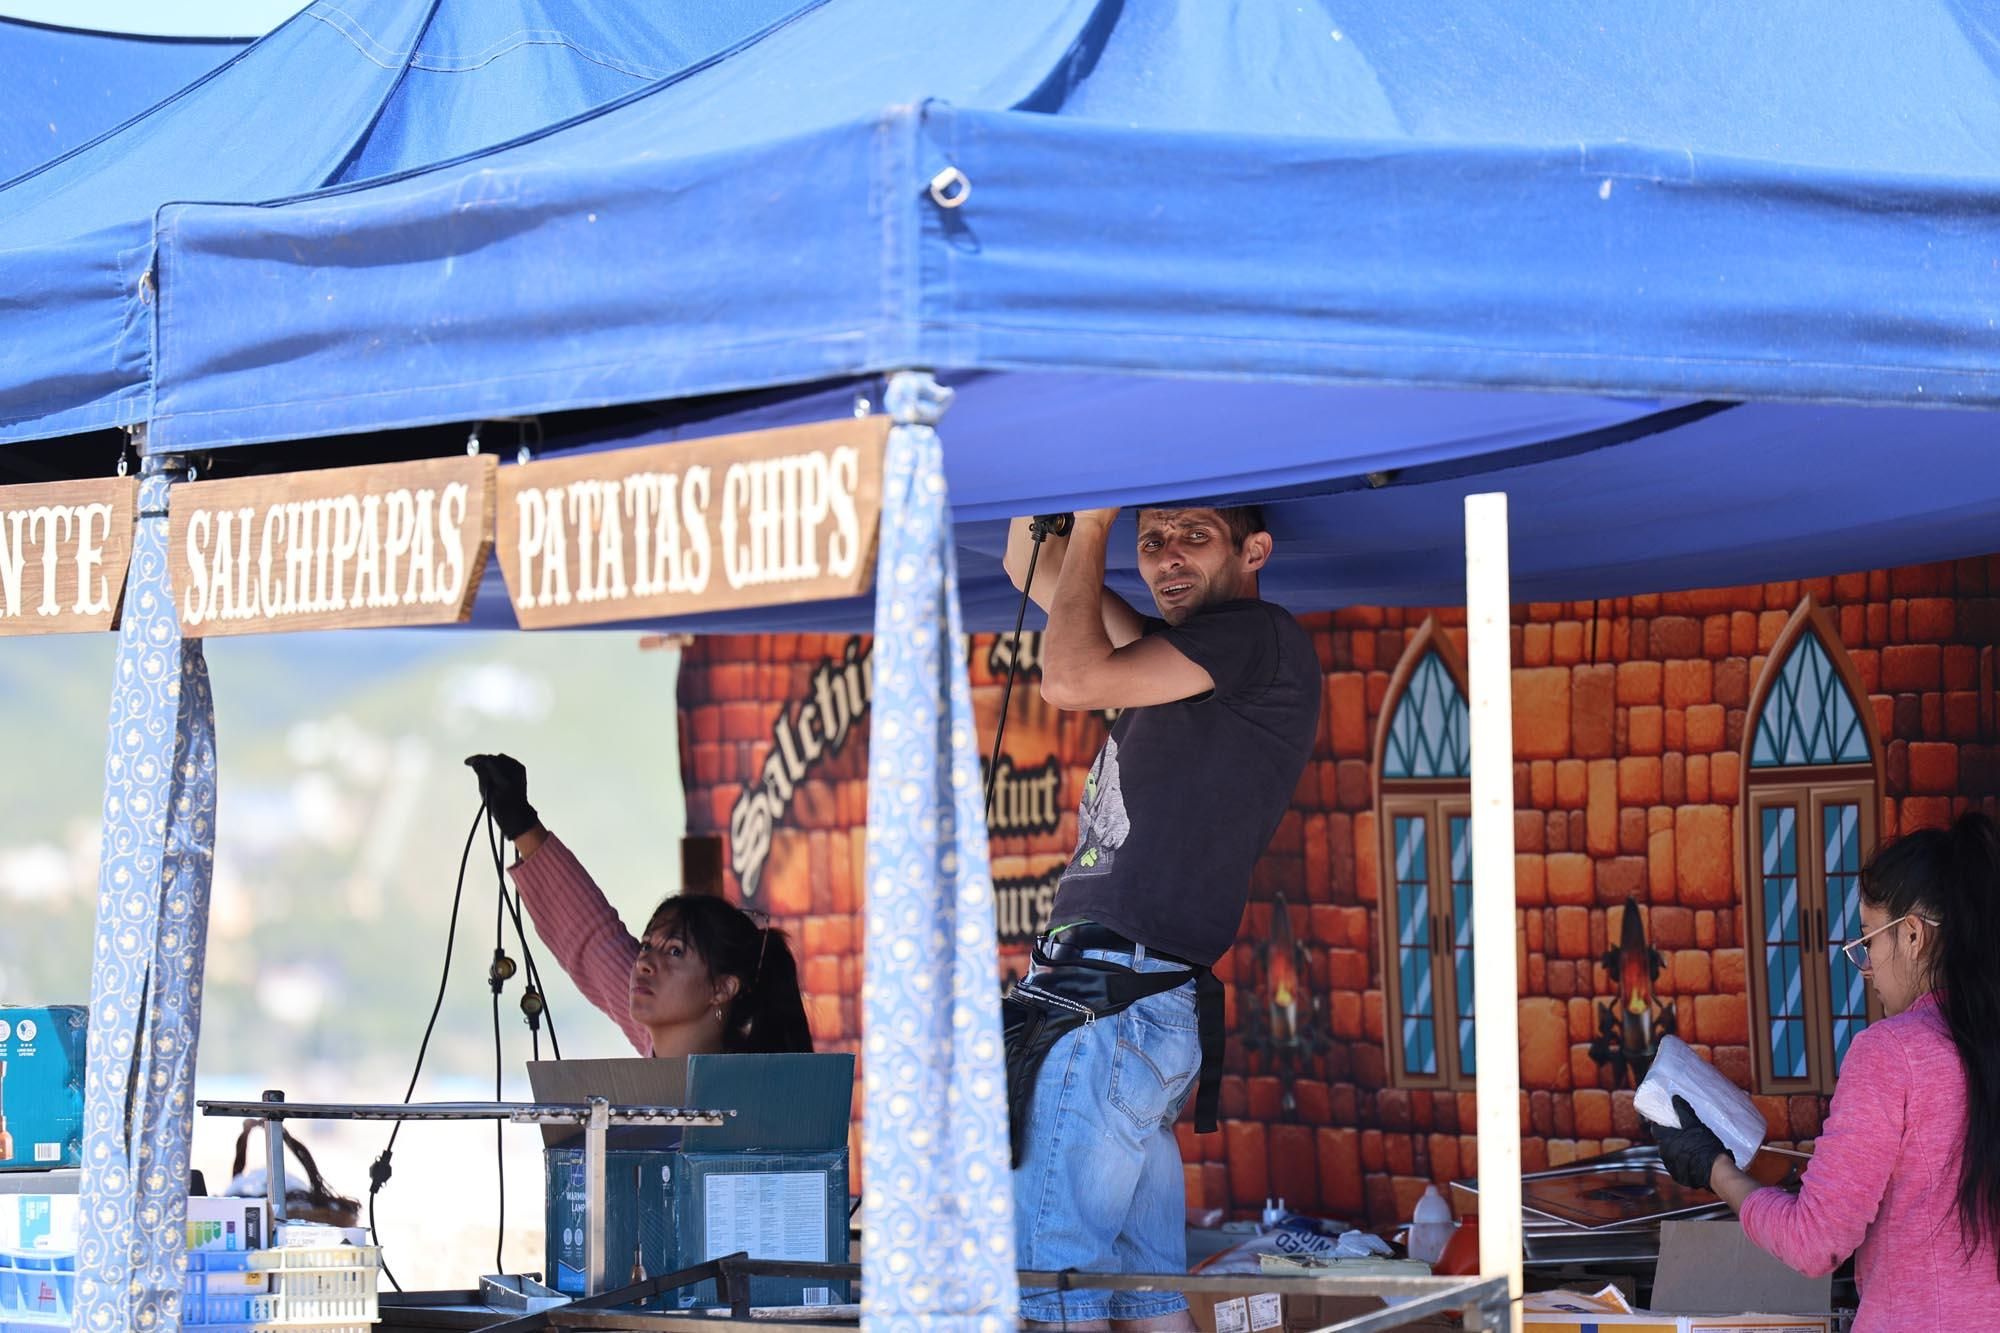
[1464, 492, 1522, 1302]
[75, 444, 220, 1333]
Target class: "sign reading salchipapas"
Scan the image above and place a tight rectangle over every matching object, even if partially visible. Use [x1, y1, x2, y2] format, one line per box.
[169, 456, 496, 636]
[0, 479, 137, 636]
[496, 418, 889, 629]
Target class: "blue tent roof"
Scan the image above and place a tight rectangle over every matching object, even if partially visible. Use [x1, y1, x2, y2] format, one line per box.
[0, 18, 245, 183]
[0, 0, 814, 442]
[138, 0, 2000, 449]
[7, 0, 2000, 627]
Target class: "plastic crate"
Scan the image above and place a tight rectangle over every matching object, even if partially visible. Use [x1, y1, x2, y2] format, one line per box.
[0, 1249, 73, 1323]
[183, 1245, 379, 1332]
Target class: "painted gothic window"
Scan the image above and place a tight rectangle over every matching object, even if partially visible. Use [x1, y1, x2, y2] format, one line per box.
[1743, 600, 1881, 1095]
[1376, 620, 1476, 1089]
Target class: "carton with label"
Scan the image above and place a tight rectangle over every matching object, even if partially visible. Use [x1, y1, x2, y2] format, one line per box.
[531, 1052, 852, 1307]
[1523, 1276, 1830, 1333]
[0, 1191, 78, 1253]
[187, 1195, 272, 1292]
[0, 1006, 87, 1170]
[1189, 1281, 1459, 1332]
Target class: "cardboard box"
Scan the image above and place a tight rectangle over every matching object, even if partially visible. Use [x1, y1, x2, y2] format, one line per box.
[1651, 1220, 1831, 1316]
[187, 1196, 271, 1293]
[543, 1146, 678, 1295]
[1525, 1317, 1826, 1332]
[0, 1191, 77, 1252]
[0, 1006, 87, 1170]
[531, 1052, 853, 1308]
[186, 1194, 268, 1253]
[1523, 1286, 1829, 1333]
[1189, 1286, 1459, 1332]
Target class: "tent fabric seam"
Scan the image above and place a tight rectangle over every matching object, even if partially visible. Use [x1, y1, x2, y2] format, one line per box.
[221, 0, 834, 209]
[915, 320, 2000, 380]
[147, 328, 882, 431]
[304, 2, 416, 70]
[144, 315, 2000, 435]
[402, 31, 678, 80]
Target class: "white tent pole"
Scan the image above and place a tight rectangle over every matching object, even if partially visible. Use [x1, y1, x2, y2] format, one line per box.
[1465, 491, 1522, 1303]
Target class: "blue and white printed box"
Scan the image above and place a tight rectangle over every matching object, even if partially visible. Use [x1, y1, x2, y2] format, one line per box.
[0, 1008, 87, 1172]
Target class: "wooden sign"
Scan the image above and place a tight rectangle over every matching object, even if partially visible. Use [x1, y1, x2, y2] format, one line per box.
[169, 456, 496, 636]
[496, 417, 889, 629]
[0, 478, 138, 636]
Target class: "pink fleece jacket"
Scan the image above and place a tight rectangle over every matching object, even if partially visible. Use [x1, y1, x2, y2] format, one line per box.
[1738, 991, 2000, 1331]
[507, 832, 653, 1055]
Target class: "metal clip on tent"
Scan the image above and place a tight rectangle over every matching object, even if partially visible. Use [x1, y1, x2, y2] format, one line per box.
[201, 1091, 731, 1297]
[927, 165, 971, 208]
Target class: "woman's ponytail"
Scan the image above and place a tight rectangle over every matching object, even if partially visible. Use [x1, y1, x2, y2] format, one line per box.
[1937, 813, 2000, 1270]
[735, 927, 814, 1055]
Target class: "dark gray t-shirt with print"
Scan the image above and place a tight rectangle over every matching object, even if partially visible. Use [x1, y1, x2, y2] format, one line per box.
[1048, 598, 1320, 966]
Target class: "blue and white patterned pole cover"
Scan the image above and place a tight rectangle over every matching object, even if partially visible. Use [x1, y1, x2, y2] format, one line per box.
[861, 373, 1017, 1331]
[75, 453, 218, 1333]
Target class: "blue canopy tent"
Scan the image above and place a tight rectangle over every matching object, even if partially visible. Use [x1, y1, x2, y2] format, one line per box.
[126, 0, 2000, 630]
[0, 0, 816, 444]
[0, 18, 246, 183]
[8, 0, 2000, 1326]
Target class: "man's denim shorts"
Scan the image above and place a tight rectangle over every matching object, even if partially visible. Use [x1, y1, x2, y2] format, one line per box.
[1014, 948, 1199, 1323]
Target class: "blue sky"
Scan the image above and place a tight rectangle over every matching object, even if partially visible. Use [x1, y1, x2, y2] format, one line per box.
[0, 1, 307, 37]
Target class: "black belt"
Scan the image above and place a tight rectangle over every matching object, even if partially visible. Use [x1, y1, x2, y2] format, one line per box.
[1037, 923, 1200, 969]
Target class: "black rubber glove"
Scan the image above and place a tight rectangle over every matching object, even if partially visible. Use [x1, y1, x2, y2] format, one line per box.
[464, 753, 539, 840]
[1652, 1094, 1728, 1191]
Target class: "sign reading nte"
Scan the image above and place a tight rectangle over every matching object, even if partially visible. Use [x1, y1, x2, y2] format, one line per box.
[496, 417, 888, 629]
[168, 456, 496, 636]
[0, 479, 137, 636]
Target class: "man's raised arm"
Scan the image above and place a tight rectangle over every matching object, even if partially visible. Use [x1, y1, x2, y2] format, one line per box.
[1003, 514, 1146, 647]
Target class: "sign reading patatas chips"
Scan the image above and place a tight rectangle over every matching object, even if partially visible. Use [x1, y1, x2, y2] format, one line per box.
[496, 418, 888, 629]
[169, 456, 496, 635]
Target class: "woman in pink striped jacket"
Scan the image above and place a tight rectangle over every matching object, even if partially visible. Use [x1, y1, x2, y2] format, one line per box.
[466, 753, 814, 1058]
[1655, 813, 2000, 1332]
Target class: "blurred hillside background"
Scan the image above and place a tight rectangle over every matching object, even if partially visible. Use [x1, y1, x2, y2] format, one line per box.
[3, 629, 686, 1286]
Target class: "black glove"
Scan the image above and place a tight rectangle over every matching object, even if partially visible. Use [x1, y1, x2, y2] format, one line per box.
[1652, 1094, 1727, 1191]
[464, 754, 539, 840]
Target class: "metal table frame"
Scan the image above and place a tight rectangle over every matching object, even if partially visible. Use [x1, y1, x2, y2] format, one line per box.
[379, 1254, 1515, 1332]
[206, 1096, 1515, 1331]
[201, 1091, 731, 1296]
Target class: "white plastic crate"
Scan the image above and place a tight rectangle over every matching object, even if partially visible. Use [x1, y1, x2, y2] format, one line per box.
[179, 1245, 378, 1332]
[252, 1245, 379, 1330]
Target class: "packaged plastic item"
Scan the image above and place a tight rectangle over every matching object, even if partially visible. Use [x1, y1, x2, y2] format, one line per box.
[0, 1006, 88, 1170]
[1633, 1035, 1766, 1170]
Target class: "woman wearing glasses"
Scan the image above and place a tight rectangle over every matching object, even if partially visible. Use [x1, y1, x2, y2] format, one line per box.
[464, 754, 814, 1058]
[1655, 812, 2000, 1330]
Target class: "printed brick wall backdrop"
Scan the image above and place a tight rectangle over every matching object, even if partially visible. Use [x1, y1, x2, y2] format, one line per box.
[677, 557, 2000, 1224]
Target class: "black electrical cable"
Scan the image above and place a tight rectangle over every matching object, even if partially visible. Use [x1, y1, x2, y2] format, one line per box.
[985, 514, 1069, 819]
[490, 814, 508, 1276]
[504, 885, 558, 1058]
[368, 801, 486, 1293]
[488, 822, 560, 1060]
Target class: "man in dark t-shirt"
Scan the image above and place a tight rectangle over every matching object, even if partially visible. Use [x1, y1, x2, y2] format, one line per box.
[1001, 504, 1319, 1330]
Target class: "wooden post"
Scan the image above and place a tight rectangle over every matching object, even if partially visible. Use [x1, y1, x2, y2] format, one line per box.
[1465, 492, 1522, 1300]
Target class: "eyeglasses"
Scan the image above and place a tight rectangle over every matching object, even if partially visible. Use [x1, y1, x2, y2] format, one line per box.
[1839, 913, 1939, 970]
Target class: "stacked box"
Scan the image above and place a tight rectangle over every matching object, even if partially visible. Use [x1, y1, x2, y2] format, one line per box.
[0, 1009, 86, 1171]
[536, 1052, 853, 1307]
[673, 1147, 848, 1309]
[543, 1147, 678, 1296]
